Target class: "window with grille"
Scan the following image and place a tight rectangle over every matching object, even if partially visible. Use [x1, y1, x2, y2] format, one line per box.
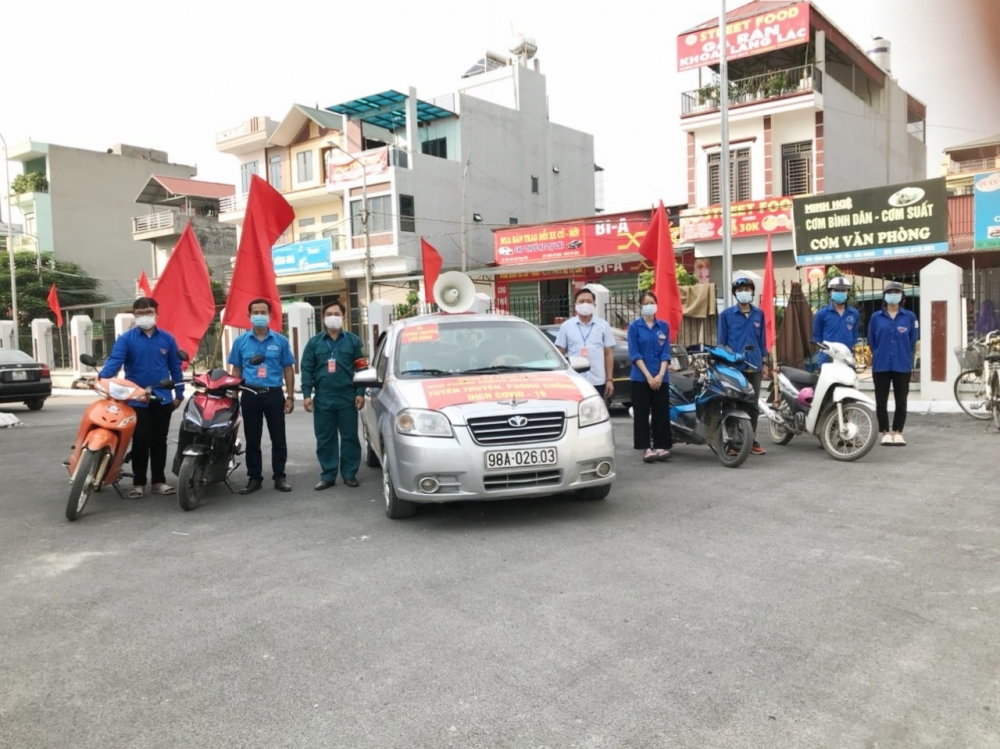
[708, 149, 751, 204]
[782, 142, 813, 196]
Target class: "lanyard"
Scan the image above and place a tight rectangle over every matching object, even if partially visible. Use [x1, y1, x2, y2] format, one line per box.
[325, 335, 344, 359]
[577, 321, 594, 346]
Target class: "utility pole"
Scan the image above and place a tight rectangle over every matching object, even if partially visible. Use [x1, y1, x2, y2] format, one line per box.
[460, 150, 470, 272]
[331, 143, 373, 311]
[0, 132, 18, 351]
[719, 0, 734, 294]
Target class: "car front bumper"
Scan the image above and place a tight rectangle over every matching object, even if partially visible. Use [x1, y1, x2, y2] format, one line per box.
[386, 418, 616, 503]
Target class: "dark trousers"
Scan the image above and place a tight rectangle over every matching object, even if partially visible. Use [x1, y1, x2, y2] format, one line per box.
[314, 403, 361, 482]
[132, 402, 174, 486]
[873, 371, 911, 433]
[241, 389, 287, 482]
[744, 369, 763, 438]
[632, 380, 672, 450]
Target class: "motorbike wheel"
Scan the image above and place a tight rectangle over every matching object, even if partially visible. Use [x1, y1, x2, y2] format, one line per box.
[177, 455, 207, 511]
[363, 424, 380, 468]
[819, 403, 877, 462]
[766, 416, 795, 445]
[66, 448, 102, 521]
[715, 416, 753, 468]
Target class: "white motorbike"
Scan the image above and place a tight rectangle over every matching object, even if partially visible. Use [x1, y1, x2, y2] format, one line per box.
[759, 341, 878, 461]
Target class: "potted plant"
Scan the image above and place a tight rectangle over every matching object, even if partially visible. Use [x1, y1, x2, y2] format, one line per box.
[766, 72, 792, 98]
[11, 172, 49, 195]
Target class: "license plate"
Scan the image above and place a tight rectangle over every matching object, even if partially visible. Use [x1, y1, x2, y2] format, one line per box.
[485, 448, 558, 471]
[12, 370, 27, 381]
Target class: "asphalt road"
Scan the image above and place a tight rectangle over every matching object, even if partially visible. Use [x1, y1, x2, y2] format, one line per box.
[1, 398, 997, 749]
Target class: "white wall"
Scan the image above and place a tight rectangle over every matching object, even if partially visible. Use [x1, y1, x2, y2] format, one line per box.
[770, 109, 817, 194]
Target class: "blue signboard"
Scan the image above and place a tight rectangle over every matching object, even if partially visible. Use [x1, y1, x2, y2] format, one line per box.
[272, 237, 334, 276]
[974, 171, 1000, 251]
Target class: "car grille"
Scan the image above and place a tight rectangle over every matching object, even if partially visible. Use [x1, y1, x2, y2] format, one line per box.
[467, 411, 566, 446]
[483, 470, 562, 492]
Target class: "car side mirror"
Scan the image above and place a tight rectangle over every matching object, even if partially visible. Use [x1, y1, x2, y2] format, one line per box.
[569, 356, 591, 374]
[353, 367, 382, 389]
[80, 354, 98, 368]
[248, 354, 266, 366]
[177, 350, 190, 362]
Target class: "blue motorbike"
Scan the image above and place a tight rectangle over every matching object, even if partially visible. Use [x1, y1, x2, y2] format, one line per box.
[668, 345, 757, 468]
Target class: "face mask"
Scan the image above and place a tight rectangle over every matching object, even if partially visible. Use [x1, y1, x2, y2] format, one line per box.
[641, 304, 657, 318]
[250, 314, 270, 328]
[135, 315, 156, 330]
[325, 315, 344, 330]
[884, 293, 902, 305]
[830, 291, 849, 304]
[576, 302, 595, 317]
[735, 291, 753, 305]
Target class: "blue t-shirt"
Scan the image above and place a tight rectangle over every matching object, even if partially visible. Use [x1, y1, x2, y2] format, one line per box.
[813, 304, 861, 365]
[229, 330, 296, 387]
[627, 317, 671, 382]
[99, 327, 184, 408]
[717, 305, 767, 371]
[867, 308, 918, 373]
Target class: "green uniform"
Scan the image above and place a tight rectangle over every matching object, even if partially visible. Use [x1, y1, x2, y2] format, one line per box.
[301, 330, 366, 483]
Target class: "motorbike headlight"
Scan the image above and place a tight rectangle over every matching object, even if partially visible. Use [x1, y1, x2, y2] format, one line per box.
[578, 394, 610, 428]
[107, 382, 133, 401]
[395, 409, 453, 438]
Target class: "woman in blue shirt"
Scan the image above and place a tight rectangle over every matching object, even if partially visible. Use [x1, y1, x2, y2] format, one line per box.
[867, 282, 919, 447]
[627, 291, 672, 463]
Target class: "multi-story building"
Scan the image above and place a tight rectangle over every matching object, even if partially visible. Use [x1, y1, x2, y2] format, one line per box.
[0, 220, 23, 253]
[942, 133, 1000, 196]
[5, 142, 196, 298]
[216, 38, 597, 313]
[676, 0, 927, 288]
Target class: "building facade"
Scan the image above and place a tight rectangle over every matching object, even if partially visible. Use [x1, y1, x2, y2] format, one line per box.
[942, 133, 1000, 196]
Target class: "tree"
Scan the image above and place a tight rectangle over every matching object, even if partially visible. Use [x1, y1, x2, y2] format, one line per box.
[395, 290, 420, 319]
[11, 172, 48, 195]
[0, 251, 106, 327]
[639, 264, 697, 291]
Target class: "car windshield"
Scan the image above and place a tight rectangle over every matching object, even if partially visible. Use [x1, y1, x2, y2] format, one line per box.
[395, 319, 565, 377]
[0, 350, 33, 365]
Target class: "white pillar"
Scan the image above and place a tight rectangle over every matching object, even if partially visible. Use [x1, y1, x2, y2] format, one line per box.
[0, 320, 14, 349]
[114, 313, 135, 340]
[919, 258, 963, 403]
[286, 301, 316, 392]
[471, 292, 492, 314]
[219, 308, 248, 370]
[587, 283, 611, 319]
[367, 299, 393, 350]
[69, 315, 94, 377]
[30, 319, 54, 367]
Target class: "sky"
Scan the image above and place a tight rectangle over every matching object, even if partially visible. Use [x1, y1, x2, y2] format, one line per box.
[3, 0, 999, 219]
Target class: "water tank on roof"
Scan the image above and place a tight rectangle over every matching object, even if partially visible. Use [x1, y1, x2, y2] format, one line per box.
[867, 36, 891, 74]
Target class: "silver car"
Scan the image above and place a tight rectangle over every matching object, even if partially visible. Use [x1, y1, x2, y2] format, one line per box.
[354, 313, 617, 519]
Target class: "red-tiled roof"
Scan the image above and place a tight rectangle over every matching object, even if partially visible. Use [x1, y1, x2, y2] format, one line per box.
[152, 175, 235, 199]
[684, 0, 801, 34]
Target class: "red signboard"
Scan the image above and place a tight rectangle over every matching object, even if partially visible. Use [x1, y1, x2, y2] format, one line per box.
[422, 374, 584, 410]
[680, 197, 795, 242]
[493, 213, 681, 266]
[677, 2, 810, 72]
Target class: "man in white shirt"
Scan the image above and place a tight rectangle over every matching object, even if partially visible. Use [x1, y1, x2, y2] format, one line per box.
[555, 286, 615, 397]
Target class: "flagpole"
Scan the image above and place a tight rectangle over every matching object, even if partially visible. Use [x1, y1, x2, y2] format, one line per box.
[719, 0, 733, 295]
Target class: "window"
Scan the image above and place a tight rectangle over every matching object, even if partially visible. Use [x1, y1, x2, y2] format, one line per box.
[531, 175, 539, 194]
[321, 214, 338, 224]
[399, 194, 415, 233]
[240, 161, 258, 194]
[300, 232, 316, 242]
[421, 138, 447, 159]
[782, 142, 813, 196]
[509, 217, 519, 225]
[351, 195, 392, 234]
[296, 151, 314, 183]
[268, 155, 281, 189]
[298, 217, 315, 227]
[708, 148, 751, 205]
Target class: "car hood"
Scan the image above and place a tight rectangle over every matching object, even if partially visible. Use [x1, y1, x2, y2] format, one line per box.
[390, 371, 592, 423]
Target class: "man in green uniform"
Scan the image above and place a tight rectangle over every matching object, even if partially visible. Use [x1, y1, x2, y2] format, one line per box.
[301, 300, 366, 490]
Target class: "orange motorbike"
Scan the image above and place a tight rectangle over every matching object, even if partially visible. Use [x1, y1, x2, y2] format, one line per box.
[64, 353, 184, 521]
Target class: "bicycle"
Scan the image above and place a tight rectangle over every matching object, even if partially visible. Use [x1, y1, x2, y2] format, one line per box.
[953, 330, 1000, 420]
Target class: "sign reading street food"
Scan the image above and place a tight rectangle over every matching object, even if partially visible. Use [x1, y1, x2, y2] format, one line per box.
[792, 178, 949, 264]
[400, 324, 440, 345]
[974, 171, 1000, 251]
[679, 198, 794, 242]
[422, 374, 584, 410]
[677, 2, 809, 72]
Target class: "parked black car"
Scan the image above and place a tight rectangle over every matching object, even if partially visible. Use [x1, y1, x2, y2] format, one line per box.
[539, 325, 691, 409]
[0, 349, 52, 410]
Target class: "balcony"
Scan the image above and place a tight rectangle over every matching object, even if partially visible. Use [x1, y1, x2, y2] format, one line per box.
[681, 64, 822, 117]
[219, 193, 248, 215]
[12, 187, 49, 215]
[216, 116, 278, 155]
[132, 211, 187, 241]
[949, 156, 1000, 175]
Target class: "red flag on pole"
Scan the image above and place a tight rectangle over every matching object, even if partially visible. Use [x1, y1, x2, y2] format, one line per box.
[47, 284, 63, 328]
[138, 270, 153, 298]
[636, 201, 683, 343]
[222, 174, 293, 331]
[421, 238, 443, 305]
[762, 232, 777, 352]
[151, 221, 217, 363]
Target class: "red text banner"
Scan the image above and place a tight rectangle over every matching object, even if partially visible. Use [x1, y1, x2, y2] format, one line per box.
[422, 374, 585, 410]
[680, 197, 794, 242]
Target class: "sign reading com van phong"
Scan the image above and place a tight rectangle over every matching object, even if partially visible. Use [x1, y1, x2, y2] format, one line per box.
[791, 178, 948, 264]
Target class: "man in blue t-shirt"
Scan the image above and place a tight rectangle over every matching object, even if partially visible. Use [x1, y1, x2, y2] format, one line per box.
[813, 276, 860, 366]
[229, 299, 297, 495]
[717, 277, 768, 455]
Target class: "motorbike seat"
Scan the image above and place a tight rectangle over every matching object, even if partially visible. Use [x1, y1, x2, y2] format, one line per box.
[779, 366, 819, 389]
[670, 373, 700, 398]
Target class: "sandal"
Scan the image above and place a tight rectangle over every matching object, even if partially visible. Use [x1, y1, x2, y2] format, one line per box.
[127, 486, 145, 499]
[151, 483, 176, 495]
[643, 449, 656, 463]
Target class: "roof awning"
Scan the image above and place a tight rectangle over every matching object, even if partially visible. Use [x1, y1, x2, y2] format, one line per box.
[465, 254, 647, 279]
[326, 90, 455, 131]
[134, 175, 235, 205]
[268, 105, 346, 147]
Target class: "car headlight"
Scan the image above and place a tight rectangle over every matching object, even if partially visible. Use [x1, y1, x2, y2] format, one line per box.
[395, 409, 453, 438]
[578, 394, 610, 428]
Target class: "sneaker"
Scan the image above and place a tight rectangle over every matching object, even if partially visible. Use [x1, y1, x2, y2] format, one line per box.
[893, 433, 906, 446]
[881, 434, 894, 446]
[726, 445, 739, 457]
[654, 449, 672, 461]
[643, 449, 656, 463]
[751, 442, 766, 455]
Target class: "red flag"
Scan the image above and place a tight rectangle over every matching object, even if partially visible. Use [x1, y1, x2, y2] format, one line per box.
[762, 232, 777, 352]
[138, 270, 153, 298]
[47, 284, 63, 328]
[152, 222, 216, 364]
[222, 174, 293, 330]
[635, 202, 683, 343]
[421, 238, 443, 305]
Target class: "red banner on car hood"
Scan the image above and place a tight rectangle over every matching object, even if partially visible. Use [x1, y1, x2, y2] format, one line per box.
[422, 373, 585, 410]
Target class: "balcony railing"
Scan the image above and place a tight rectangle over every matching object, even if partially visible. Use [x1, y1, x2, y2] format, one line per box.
[949, 156, 1000, 175]
[216, 117, 269, 143]
[682, 64, 822, 116]
[219, 194, 248, 214]
[132, 211, 177, 234]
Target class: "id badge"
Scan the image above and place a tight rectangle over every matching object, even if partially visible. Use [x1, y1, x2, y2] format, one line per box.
[581, 347, 589, 358]
[327, 359, 337, 373]
[257, 365, 267, 379]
